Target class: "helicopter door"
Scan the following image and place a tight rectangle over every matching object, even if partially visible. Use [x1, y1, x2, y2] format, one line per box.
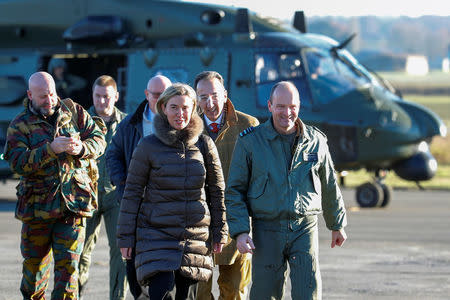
[125, 49, 229, 112]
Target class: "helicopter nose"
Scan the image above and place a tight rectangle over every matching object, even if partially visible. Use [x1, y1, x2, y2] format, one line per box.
[396, 100, 446, 140]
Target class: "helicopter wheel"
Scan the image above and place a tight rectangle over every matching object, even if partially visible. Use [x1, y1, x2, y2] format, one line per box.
[356, 182, 383, 207]
[379, 183, 393, 207]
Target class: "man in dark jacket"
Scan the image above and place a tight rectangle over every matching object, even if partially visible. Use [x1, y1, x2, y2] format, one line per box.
[106, 74, 171, 299]
[78, 75, 127, 299]
[195, 71, 259, 300]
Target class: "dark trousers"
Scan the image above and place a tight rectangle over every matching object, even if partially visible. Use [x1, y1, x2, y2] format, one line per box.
[127, 248, 144, 299]
[148, 270, 198, 300]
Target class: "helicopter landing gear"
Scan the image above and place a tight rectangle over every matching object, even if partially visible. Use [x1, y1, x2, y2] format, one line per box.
[355, 170, 392, 208]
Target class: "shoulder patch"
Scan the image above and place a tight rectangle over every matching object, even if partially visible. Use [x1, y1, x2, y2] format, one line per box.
[239, 126, 255, 137]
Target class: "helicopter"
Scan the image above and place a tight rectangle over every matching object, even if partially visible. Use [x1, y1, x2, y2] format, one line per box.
[0, 0, 447, 207]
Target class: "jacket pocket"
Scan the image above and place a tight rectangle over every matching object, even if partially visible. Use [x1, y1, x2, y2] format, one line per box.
[68, 169, 97, 216]
[310, 166, 322, 197]
[248, 173, 268, 200]
[15, 180, 59, 222]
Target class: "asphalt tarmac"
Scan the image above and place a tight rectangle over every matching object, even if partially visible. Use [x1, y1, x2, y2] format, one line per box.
[1, 179, 449, 299]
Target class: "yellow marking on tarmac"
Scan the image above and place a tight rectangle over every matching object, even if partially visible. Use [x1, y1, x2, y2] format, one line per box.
[347, 206, 361, 212]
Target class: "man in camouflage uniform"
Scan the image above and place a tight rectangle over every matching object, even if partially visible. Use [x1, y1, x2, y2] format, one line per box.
[78, 75, 127, 299]
[226, 81, 347, 300]
[3, 71, 106, 299]
[194, 71, 259, 300]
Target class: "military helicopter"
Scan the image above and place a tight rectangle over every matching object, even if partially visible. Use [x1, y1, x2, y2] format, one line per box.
[0, 0, 446, 207]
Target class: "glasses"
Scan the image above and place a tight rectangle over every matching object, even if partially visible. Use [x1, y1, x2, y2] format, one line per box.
[147, 90, 162, 98]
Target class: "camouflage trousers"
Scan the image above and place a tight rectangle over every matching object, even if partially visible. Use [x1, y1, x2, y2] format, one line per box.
[20, 216, 85, 300]
[78, 191, 128, 300]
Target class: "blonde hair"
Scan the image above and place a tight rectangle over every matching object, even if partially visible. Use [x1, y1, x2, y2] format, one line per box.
[156, 83, 197, 117]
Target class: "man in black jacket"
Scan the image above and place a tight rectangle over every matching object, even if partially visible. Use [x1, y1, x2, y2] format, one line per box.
[106, 74, 171, 299]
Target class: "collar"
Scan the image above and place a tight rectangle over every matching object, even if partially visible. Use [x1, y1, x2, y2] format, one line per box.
[88, 106, 121, 122]
[143, 103, 155, 122]
[262, 117, 307, 140]
[201, 98, 238, 126]
[130, 99, 148, 125]
[25, 97, 63, 124]
[203, 110, 224, 126]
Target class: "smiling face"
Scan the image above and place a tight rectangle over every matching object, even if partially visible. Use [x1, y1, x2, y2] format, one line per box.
[163, 95, 194, 130]
[93, 85, 119, 118]
[196, 77, 227, 121]
[268, 83, 300, 135]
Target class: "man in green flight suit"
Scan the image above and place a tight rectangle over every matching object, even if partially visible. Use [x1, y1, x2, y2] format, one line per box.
[225, 81, 347, 300]
[78, 75, 128, 299]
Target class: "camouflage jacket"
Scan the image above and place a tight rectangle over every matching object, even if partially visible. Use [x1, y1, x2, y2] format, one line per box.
[4, 98, 106, 223]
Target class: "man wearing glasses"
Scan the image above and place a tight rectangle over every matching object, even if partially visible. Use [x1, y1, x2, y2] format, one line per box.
[195, 71, 259, 300]
[107, 74, 172, 299]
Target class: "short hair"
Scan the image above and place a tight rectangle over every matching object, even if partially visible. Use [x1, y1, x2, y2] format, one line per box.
[194, 71, 225, 90]
[93, 75, 117, 91]
[268, 81, 300, 105]
[156, 83, 198, 118]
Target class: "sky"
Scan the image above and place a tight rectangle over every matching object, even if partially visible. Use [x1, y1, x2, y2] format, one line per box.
[188, 0, 450, 18]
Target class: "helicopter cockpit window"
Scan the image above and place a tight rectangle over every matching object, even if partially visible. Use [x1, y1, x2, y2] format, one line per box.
[255, 54, 279, 84]
[255, 53, 311, 109]
[304, 48, 370, 105]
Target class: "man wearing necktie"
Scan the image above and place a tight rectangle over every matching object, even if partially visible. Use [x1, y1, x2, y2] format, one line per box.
[195, 71, 259, 300]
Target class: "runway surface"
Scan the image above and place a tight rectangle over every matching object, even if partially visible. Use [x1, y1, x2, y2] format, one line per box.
[1, 179, 449, 299]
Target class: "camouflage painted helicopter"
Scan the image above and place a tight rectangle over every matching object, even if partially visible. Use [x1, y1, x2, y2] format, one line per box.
[0, 0, 447, 207]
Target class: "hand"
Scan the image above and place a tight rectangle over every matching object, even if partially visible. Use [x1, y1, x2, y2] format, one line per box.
[120, 247, 132, 259]
[331, 229, 347, 248]
[236, 233, 255, 254]
[213, 242, 224, 254]
[65, 137, 83, 155]
[50, 136, 82, 155]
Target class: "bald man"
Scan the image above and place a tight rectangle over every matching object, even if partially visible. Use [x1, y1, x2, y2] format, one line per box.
[106, 74, 171, 299]
[225, 81, 347, 300]
[3, 72, 106, 299]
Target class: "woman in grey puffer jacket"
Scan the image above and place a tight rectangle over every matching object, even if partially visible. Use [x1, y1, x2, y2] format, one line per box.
[117, 83, 228, 300]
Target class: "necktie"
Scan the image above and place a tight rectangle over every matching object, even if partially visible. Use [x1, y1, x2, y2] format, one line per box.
[210, 122, 219, 133]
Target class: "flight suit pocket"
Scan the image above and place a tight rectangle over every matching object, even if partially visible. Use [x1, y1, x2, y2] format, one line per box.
[310, 166, 322, 197]
[248, 173, 268, 199]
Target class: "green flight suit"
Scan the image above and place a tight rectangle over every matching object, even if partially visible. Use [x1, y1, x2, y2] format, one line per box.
[226, 118, 347, 300]
[78, 107, 127, 299]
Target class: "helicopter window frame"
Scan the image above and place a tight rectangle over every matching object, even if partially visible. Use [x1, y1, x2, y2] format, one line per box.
[332, 49, 373, 84]
[254, 51, 312, 109]
[302, 47, 372, 106]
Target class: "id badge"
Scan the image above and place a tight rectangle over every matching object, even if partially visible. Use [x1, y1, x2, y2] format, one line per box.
[303, 152, 318, 162]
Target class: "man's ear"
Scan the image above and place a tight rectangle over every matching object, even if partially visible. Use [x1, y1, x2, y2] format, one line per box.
[267, 100, 273, 113]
